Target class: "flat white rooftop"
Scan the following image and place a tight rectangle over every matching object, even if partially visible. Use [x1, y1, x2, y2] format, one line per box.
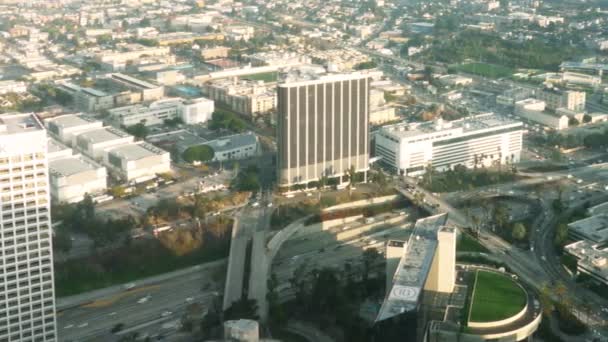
[380, 113, 522, 140]
[47, 138, 71, 153]
[47, 114, 99, 129]
[49, 156, 98, 177]
[77, 127, 131, 144]
[108, 142, 166, 160]
[0, 113, 44, 135]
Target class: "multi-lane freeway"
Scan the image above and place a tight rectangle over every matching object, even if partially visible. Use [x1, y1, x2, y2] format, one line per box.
[57, 261, 225, 341]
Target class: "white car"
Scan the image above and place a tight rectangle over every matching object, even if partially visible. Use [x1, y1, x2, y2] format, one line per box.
[161, 311, 172, 317]
[252, 202, 259, 207]
[123, 283, 136, 290]
[267, 203, 273, 208]
[137, 296, 150, 304]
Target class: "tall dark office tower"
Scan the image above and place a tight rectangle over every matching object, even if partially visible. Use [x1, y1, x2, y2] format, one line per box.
[277, 73, 370, 187]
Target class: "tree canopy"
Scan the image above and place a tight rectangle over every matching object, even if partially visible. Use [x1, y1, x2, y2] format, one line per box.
[182, 145, 215, 163]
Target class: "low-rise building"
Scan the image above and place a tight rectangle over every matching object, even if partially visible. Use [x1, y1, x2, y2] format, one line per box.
[110, 73, 165, 102]
[0, 80, 27, 95]
[438, 74, 474, 87]
[49, 155, 107, 204]
[59, 83, 116, 112]
[108, 97, 214, 127]
[105, 142, 171, 182]
[201, 46, 231, 60]
[514, 99, 569, 130]
[204, 132, 259, 162]
[74, 126, 134, 161]
[565, 240, 608, 286]
[375, 113, 523, 175]
[95, 45, 172, 71]
[370, 106, 398, 125]
[568, 213, 608, 244]
[46, 114, 104, 146]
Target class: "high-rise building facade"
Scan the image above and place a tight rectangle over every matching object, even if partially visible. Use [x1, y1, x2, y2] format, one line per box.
[0, 114, 57, 341]
[277, 73, 370, 187]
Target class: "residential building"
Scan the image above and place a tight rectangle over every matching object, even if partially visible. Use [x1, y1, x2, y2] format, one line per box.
[105, 142, 170, 182]
[202, 78, 275, 117]
[277, 73, 371, 187]
[94, 45, 172, 71]
[514, 99, 569, 130]
[0, 80, 27, 95]
[48, 155, 107, 204]
[375, 114, 523, 176]
[0, 113, 57, 342]
[200, 46, 230, 60]
[204, 132, 259, 162]
[536, 87, 586, 112]
[438, 74, 474, 87]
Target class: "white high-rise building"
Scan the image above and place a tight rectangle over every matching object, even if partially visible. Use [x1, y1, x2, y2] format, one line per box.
[0, 113, 57, 341]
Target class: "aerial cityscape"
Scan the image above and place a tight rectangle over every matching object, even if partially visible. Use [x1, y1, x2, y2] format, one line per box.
[1, 0, 608, 341]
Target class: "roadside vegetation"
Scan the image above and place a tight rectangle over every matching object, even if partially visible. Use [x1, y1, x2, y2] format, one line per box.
[450, 62, 514, 79]
[420, 164, 519, 193]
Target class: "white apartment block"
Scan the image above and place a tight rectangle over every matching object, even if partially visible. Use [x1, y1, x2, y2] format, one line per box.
[105, 142, 170, 182]
[0, 113, 57, 341]
[108, 97, 215, 127]
[375, 114, 523, 176]
[203, 79, 275, 117]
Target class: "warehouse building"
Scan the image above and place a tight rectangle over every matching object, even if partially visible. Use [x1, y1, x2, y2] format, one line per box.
[46, 114, 103, 146]
[105, 142, 171, 182]
[49, 155, 107, 204]
[74, 126, 134, 161]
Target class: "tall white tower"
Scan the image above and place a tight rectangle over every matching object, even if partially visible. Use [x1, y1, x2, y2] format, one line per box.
[0, 113, 57, 341]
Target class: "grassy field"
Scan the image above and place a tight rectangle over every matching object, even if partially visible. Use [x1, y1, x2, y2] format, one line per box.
[468, 270, 527, 323]
[457, 234, 489, 253]
[243, 71, 278, 82]
[454, 62, 514, 79]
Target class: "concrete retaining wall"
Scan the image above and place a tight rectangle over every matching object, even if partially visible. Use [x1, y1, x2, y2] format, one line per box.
[323, 194, 401, 212]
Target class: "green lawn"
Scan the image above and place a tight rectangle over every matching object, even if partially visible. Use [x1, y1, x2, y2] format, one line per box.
[455, 62, 514, 79]
[243, 72, 278, 82]
[457, 234, 489, 253]
[468, 270, 527, 323]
